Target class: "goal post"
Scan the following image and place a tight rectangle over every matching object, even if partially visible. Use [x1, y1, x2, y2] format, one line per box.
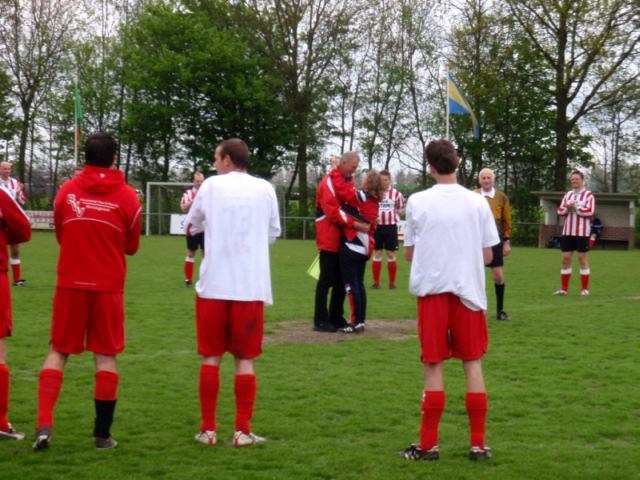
[145, 181, 193, 236]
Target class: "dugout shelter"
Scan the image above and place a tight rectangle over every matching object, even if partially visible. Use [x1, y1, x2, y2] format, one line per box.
[533, 191, 637, 249]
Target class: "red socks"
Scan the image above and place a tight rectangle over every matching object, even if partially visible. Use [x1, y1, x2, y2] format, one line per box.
[388, 261, 397, 286]
[0, 364, 9, 431]
[420, 390, 445, 450]
[10, 259, 20, 283]
[345, 284, 355, 324]
[560, 268, 571, 291]
[465, 392, 487, 448]
[199, 365, 219, 432]
[372, 260, 381, 286]
[37, 369, 63, 429]
[184, 257, 195, 283]
[95, 371, 119, 401]
[580, 269, 590, 290]
[234, 374, 256, 434]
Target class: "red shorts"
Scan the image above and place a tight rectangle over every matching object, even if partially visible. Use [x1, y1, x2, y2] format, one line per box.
[51, 288, 125, 355]
[0, 273, 12, 338]
[417, 293, 488, 363]
[196, 296, 264, 359]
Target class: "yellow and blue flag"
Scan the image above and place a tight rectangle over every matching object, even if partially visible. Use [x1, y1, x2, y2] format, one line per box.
[448, 73, 480, 139]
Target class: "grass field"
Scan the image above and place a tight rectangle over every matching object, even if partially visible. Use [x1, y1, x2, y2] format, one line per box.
[1, 232, 639, 479]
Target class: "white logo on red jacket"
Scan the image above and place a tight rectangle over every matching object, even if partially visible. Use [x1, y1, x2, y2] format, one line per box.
[67, 194, 85, 217]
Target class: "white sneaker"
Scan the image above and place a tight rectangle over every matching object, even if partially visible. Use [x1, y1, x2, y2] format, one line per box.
[233, 431, 266, 447]
[194, 430, 217, 446]
[0, 423, 26, 441]
[553, 289, 568, 296]
[581, 289, 590, 296]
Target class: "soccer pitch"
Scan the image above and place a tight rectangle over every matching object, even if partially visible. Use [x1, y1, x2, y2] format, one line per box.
[2, 232, 639, 479]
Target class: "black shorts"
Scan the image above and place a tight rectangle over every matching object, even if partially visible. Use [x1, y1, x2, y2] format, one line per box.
[486, 242, 504, 268]
[374, 224, 399, 251]
[186, 232, 205, 251]
[561, 235, 589, 253]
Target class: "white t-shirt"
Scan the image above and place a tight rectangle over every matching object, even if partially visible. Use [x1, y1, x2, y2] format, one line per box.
[404, 183, 499, 311]
[185, 171, 281, 304]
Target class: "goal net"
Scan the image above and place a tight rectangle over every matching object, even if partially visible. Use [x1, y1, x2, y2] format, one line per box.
[144, 182, 193, 235]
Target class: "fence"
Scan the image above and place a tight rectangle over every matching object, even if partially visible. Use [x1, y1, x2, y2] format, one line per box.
[140, 212, 541, 247]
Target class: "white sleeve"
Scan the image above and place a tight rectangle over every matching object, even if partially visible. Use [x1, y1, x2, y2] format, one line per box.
[185, 184, 206, 235]
[267, 183, 281, 244]
[481, 200, 500, 248]
[403, 197, 415, 247]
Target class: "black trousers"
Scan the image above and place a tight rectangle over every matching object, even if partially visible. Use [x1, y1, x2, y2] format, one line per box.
[339, 244, 368, 325]
[314, 250, 345, 327]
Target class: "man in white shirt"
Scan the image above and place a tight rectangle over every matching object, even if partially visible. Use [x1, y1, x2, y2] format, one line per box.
[400, 139, 499, 462]
[185, 138, 280, 448]
[0, 162, 27, 286]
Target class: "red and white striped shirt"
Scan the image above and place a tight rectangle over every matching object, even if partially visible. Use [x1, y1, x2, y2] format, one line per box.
[180, 187, 198, 212]
[377, 187, 404, 225]
[0, 177, 26, 205]
[557, 188, 595, 237]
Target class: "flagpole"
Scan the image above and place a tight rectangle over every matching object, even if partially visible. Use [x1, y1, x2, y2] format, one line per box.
[74, 69, 78, 165]
[445, 64, 450, 140]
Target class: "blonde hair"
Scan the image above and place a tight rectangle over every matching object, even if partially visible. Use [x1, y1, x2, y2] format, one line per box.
[365, 170, 385, 201]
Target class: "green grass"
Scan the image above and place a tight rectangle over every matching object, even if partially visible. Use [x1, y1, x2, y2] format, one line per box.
[1, 232, 639, 479]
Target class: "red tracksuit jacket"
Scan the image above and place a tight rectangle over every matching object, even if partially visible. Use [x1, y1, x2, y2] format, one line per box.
[54, 166, 141, 293]
[0, 187, 31, 273]
[315, 168, 356, 252]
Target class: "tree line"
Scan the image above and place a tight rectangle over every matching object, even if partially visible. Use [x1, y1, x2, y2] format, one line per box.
[0, 0, 638, 220]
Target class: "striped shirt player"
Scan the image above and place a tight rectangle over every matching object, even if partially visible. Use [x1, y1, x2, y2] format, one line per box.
[0, 161, 27, 285]
[0, 177, 26, 206]
[557, 189, 594, 237]
[555, 170, 595, 296]
[372, 170, 404, 289]
[181, 172, 205, 287]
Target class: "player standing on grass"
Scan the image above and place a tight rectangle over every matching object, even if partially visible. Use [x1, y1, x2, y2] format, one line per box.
[0, 186, 31, 441]
[181, 172, 205, 287]
[0, 161, 27, 286]
[401, 139, 499, 461]
[186, 138, 280, 447]
[313, 152, 368, 332]
[33, 132, 142, 450]
[371, 170, 404, 290]
[475, 168, 512, 321]
[554, 170, 595, 296]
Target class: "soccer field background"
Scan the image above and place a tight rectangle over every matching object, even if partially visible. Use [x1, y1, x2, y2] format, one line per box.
[2, 232, 639, 479]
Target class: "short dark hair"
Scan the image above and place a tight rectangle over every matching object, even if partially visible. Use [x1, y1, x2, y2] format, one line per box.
[85, 131, 117, 167]
[424, 139, 458, 175]
[218, 138, 250, 170]
[570, 170, 584, 179]
[380, 170, 391, 178]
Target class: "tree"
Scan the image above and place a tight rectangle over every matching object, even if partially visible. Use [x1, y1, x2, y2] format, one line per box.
[506, 0, 640, 189]
[120, 1, 293, 185]
[589, 82, 640, 192]
[244, 0, 358, 215]
[0, 0, 76, 182]
[357, 0, 413, 171]
[0, 69, 19, 160]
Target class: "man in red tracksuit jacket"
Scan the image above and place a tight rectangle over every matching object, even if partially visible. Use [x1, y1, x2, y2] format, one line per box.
[0, 186, 31, 441]
[33, 132, 142, 451]
[313, 152, 368, 332]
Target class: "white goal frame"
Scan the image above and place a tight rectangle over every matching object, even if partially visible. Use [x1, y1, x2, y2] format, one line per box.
[145, 181, 193, 236]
